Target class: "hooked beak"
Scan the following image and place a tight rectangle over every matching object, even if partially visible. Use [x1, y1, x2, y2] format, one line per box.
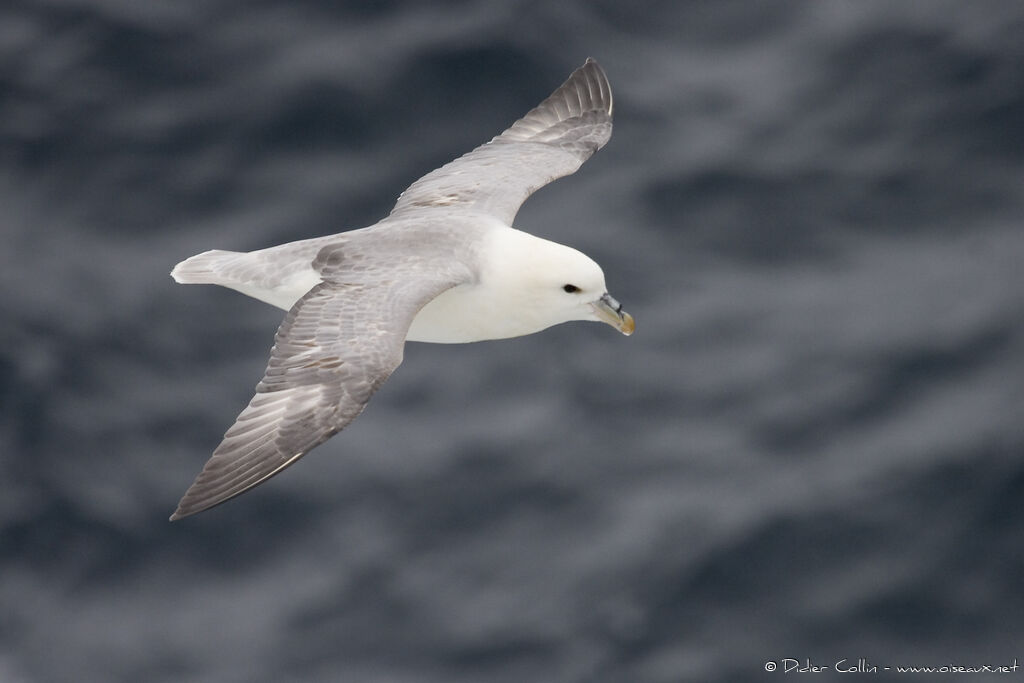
[590, 292, 635, 336]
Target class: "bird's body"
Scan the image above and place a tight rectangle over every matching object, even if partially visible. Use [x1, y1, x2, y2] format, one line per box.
[170, 59, 632, 519]
[174, 216, 605, 343]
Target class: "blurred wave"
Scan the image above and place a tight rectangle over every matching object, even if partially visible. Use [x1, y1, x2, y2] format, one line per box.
[2, 1, 1023, 682]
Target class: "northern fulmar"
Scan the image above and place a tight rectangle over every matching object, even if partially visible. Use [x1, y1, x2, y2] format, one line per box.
[170, 58, 632, 520]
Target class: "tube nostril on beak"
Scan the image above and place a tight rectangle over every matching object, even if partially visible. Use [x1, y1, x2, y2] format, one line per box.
[601, 292, 623, 313]
[591, 293, 633, 335]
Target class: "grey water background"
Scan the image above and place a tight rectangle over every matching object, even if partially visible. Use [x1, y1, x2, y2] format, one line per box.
[3, 1, 1024, 681]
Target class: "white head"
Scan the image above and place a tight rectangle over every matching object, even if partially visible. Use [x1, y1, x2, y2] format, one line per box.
[482, 229, 635, 338]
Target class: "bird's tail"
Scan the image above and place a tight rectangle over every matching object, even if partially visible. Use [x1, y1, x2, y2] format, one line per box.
[170, 249, 242, 284]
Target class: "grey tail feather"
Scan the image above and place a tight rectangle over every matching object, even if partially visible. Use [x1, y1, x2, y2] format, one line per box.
[171, 249, 241, 284]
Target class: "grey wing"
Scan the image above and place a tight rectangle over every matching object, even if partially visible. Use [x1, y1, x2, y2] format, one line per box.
[388, 58, 613, 226]
[170, 247, 467, 520]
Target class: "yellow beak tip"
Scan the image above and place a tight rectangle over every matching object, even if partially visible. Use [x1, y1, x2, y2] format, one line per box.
[620, 312, 635, 336]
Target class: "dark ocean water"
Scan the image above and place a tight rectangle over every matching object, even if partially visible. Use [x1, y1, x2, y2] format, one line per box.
[3, 1, 1024, 681]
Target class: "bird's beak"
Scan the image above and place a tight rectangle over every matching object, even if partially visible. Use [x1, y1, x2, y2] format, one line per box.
[590, 292, 635, 336]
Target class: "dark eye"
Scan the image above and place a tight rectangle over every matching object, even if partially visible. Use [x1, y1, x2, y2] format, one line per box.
[563, 284, 580, 293]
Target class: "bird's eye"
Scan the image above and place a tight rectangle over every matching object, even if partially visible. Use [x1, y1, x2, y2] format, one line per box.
[563, 284, 580, 293]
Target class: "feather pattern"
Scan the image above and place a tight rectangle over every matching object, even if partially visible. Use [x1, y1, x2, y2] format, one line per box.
[389, 58, 612, 225]
[170, 242, 469, 519]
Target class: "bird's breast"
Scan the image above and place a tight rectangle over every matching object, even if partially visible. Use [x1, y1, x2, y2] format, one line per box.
[405, 282, 535, 344]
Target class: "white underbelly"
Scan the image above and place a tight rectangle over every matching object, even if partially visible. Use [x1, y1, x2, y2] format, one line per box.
[230, 266, 529, 344]
[234, 273, 507, 343]
[406, 284, 506, 343]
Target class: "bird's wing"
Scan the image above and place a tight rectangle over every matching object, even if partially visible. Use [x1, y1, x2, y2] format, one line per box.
[171, 243, 468, 519]
[388, 58, 613, 226]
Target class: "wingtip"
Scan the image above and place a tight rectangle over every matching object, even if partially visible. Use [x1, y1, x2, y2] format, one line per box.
[584, 59, 611, 116]
[570, 58, 611, 115]
[168, 496, 217, 521]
